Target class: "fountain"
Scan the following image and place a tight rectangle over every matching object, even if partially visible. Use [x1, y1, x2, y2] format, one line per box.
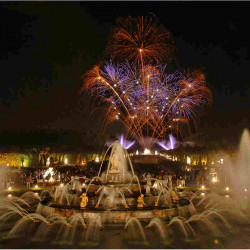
[223, 129, 250, 211]
[36, 140, 190, 223]
[99, 140, 135, 183]
[0, 132, 249, 248]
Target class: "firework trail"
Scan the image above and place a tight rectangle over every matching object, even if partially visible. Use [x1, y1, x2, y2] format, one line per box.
[84, 14, 212, 148]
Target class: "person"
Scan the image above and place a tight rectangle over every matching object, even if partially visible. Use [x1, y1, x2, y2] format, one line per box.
[177, 176, 181, 187]
[34, 175, 37, 185]
[26, 176, 31, 188]
[79, 175, 84, 184]
[20, 173, 24, 186]
[180, 176, 186, 187]
[159, 171, 163, 180]
[145, 179, 152, 196]
[61, 172, 65, 182]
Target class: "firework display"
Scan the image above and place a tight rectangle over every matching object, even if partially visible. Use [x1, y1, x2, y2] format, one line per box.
[107, 13, 176, 64]
[84, 15, 212, 148]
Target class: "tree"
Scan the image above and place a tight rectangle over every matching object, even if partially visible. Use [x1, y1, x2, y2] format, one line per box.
[19, 154, 30, 167]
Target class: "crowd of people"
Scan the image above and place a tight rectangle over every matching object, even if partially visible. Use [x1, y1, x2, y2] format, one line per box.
[135, 170, 208, 188]
[0, 162, 211, 191]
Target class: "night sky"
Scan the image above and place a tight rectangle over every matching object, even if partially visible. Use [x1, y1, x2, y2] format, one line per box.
[0, 1, 249, 144]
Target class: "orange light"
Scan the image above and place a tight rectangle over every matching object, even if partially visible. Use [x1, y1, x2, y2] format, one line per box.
[214, 240, 219, 245]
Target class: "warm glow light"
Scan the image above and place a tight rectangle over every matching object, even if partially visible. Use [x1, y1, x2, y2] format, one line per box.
[179, 184, 182, 187]
[201, 192, 205, 196]
[212, 177, 217, 183]
[187, 156, 191, 165]
[46, 157, 50, 167]
[144, 148, 151, 155]
[44, 167, 54, 178]
[173, 156, 178, 161]
[136, 150, 139, 155]
[34, 185, 38, 189]
[95, 156, 100, 163]
[8, 194, 12, 197]
[8, 187, 12, 190]
[245, 188, 247, 192]
[60, 183, 64, 187]
[65, 158, 68, 165]
[155, 150, 158, 155]
[225, 187, 229, 191]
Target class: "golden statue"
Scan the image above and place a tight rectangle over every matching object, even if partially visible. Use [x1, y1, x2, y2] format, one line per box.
[169, 188, 179, 202]
[80, 193, 88, 209]
[137, 194, 147, 208]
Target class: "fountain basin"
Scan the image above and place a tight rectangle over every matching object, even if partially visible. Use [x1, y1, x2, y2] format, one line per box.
[36, 197, 191, 223]
[51, 191, 184, 207]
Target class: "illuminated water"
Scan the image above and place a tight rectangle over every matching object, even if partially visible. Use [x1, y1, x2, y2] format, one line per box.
[0, 133, 249, 248]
